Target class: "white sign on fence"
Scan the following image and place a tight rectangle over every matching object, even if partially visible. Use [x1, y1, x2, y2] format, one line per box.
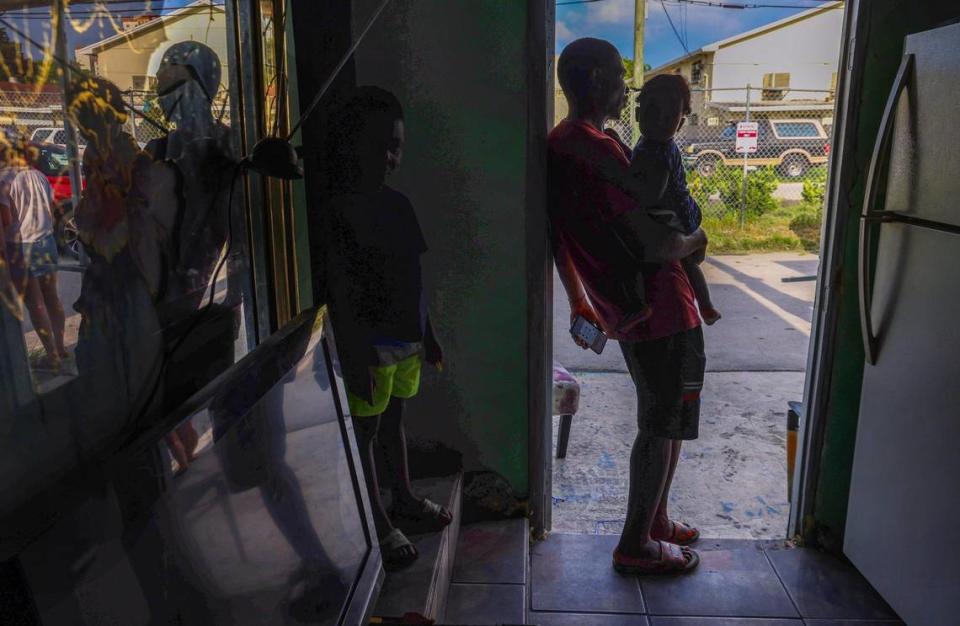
[735, 122, 759, 154]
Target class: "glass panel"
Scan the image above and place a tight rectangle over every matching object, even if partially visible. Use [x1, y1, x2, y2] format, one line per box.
[773, 121, 821, 138]
[0, 1, 256, 524]
[17, 315, 370, 625]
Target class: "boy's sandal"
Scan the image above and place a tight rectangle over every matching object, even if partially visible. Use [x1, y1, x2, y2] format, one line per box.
[33, 354, 62, 371]
[653, 520, 701, 546]
[612, 541, 700, 575]
[381, 528, 418, 571]
[391, 498, 453, 533]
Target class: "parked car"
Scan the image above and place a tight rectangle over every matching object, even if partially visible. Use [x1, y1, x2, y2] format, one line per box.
[679, 118, 830, 178]
[29, 127, 88, 151]
[30, 142, 84, 258]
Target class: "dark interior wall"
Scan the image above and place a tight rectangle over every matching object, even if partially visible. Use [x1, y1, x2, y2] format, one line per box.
[350, 0, 537, 493]
[289, 0, 355, 304]
[807, 1, 960, 549]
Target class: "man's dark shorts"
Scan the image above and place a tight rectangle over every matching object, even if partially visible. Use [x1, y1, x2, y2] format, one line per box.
[619, 326, 705, 440]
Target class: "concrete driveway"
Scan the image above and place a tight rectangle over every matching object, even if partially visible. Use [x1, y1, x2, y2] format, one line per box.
[552, 253, 818, 373]
[550, 252, 818, 539]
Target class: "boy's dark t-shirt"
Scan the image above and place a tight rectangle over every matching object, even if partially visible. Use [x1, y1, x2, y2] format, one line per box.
[326, 185, 428, 371]
[632, 137, 702, 235]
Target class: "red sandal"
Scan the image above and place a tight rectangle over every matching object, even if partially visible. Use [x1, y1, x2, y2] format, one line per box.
[652, 520, 701, 546]
[612, 541, 700, 575]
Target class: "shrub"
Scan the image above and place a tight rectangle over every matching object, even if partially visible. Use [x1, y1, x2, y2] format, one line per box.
[687, 165, 778, 218]
[801, 167, 828, 206]
[789, 202, 823, 252]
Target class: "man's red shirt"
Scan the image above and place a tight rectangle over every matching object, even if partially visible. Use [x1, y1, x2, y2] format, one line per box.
[547, 119, 700, 342]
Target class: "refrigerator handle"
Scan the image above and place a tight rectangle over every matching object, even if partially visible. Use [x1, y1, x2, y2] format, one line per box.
[859, 53, 914, 365]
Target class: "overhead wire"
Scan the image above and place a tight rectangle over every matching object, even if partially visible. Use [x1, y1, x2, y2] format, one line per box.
[658, 1, 690, 55]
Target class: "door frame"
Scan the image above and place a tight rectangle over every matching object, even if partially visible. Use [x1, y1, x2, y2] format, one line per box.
[788, 0, 865, 540]
[528, 0, 555, 537]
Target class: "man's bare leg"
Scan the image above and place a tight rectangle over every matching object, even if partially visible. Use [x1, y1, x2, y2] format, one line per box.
[652, 439, 682, 537]
[616, 431, 673, 559]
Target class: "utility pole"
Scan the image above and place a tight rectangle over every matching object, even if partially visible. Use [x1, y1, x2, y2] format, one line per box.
[741, 85, 751, 228]
[53, 0, 82, 213]
[630, 0, 645, 142]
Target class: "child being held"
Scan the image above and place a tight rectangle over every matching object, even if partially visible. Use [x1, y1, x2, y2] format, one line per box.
[631, 74, 721, 325]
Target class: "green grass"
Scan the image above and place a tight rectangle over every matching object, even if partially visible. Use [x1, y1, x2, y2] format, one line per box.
[702, 203, 822, 254]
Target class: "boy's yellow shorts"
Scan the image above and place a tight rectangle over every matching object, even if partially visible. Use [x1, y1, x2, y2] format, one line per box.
[346, 354, 422, 417]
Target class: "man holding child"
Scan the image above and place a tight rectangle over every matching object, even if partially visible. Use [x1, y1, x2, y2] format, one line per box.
[548, 37, 711, 574]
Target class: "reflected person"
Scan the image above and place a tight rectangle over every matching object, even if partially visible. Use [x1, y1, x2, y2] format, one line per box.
[0, 141, 67, 369]
[147, 42, 244, 455]
[67, 76, 170, 435]
[210, 339, 346, 623]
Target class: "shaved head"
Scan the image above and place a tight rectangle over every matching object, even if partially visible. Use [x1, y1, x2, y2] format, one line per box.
[558, 38, 626, 118]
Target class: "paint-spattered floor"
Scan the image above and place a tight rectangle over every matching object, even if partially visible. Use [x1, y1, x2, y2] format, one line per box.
[551, 253, 817, 539]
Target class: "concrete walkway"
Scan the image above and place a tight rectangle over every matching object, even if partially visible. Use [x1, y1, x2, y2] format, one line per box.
[551, 252, 818, 539]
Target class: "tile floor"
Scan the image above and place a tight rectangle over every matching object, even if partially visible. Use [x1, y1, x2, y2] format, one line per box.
[445, 526, 904, 625]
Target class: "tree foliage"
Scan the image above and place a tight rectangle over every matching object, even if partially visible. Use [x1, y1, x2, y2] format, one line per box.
[0, 29, 33, 83]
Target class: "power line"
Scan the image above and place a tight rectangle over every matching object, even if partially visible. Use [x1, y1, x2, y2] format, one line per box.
[556, 0, 605, 5]
[659, 1, 690, 55]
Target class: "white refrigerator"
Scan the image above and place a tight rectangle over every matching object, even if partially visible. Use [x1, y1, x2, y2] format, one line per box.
[846, 21, 960, 626]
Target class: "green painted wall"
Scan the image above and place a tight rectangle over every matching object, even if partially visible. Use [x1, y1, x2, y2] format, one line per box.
[352, 0, 533, 493]
[810, 2, 960, 548]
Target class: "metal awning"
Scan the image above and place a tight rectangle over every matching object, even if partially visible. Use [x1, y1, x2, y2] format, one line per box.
[707, 101, 835, 113]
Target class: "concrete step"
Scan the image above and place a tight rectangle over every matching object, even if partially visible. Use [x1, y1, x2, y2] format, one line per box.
[373, 472, 463, 622]
[444, 517, 529, 624]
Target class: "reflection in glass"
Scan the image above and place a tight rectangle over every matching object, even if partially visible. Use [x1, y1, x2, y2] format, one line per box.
[18, 316, 369, 625]
[0, 0, 255, 535]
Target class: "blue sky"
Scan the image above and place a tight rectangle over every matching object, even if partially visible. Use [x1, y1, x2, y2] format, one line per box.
[1, 1, 204, 55]
[556, 0, 831, 70]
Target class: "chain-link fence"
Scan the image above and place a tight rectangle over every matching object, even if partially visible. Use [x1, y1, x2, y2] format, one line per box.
[605, 102, 638, 148]
[606, 85, 834, 229]
[122, 87, 231, 148]
[121, 90, 168, 147]
[1, 85, 229, 151]
[677, 86, 833, 223]
[0, 87, 65, 144]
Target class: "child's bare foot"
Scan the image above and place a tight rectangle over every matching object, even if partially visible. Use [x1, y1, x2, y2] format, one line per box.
[701, 307, 722, 325]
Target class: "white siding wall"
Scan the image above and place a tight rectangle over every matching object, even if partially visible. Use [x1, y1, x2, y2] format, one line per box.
[89, 10, 230, 92]
[710, 7, 843, 102]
